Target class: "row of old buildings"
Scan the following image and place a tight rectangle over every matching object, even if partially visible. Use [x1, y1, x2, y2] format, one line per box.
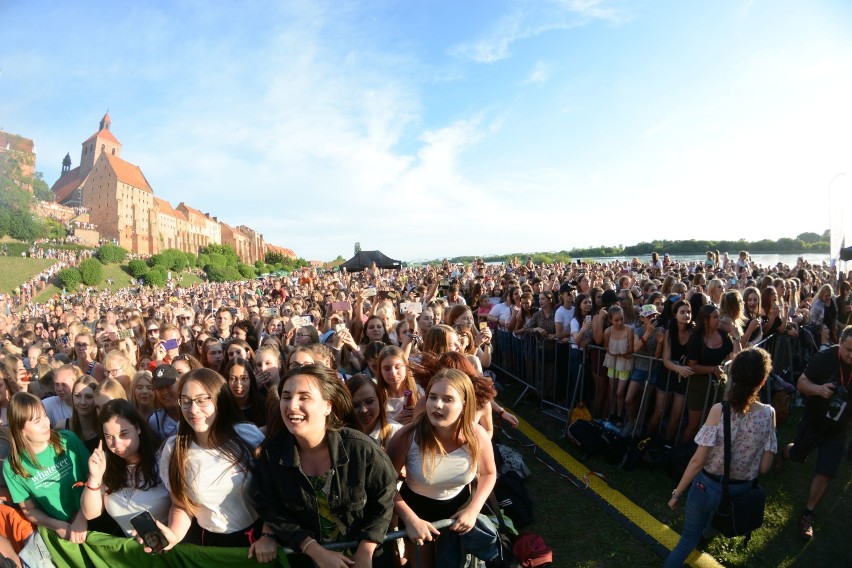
[44, 114, 294, 262]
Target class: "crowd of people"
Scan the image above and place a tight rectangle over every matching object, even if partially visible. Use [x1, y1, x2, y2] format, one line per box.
[0, 250, 848, 566]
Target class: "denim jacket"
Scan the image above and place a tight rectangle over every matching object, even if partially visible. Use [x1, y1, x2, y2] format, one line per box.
[252, 427, 397, 550]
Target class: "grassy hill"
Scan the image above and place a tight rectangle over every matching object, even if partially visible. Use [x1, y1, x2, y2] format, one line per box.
[0, 257, 58, 294]
[0, 256, 204, 306]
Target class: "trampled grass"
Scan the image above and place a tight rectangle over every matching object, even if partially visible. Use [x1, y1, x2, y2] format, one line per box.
[497, 380, 850, 567]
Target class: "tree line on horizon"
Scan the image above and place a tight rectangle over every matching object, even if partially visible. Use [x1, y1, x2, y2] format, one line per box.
[423, 232, 830, 265]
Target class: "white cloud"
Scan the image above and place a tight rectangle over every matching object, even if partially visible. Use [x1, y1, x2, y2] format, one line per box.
[523, 61, 550, 85]
[449, 0, 626, 63]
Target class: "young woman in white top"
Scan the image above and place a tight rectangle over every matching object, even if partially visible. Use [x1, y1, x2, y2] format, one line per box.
[80, 399, 170, 536]
[666, 348, 777, 567]
[388, 368, 497, 568]
[146, 368, 264, 550]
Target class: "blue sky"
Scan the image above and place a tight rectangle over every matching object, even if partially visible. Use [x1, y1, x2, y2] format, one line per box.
[2, 0, 851, 261]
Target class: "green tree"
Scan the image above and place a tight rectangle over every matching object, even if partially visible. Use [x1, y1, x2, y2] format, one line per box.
[145, 266, 168, 287]
[354, 242, 361, 254]
[57, 268, 82, 290]
[96, 243, 128, 264]
[78, 258, 104, 286]
[128, 259, 149, 279]
[32, 172, 53, 201]
[238, 263, 256, 279]
[265, 251, 284, 265]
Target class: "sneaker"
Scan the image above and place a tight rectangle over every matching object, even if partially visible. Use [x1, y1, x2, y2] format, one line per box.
[799, 513, 814, 541]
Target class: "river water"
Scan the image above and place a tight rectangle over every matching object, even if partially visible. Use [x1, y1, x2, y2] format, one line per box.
[577, 253, 833, 269]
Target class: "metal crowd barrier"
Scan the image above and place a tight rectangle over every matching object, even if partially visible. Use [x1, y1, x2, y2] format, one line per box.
[491, 330, 797, 442]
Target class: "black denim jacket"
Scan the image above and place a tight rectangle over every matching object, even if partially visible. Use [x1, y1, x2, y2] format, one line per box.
[252, 427, 397, 550]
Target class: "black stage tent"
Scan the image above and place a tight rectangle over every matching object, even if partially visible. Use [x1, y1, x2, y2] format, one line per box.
[341, 250, 402, 272]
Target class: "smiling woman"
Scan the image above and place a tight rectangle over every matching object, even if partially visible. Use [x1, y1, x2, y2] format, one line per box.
[252, 364, 397, 567]
[152, 368, 265, 552]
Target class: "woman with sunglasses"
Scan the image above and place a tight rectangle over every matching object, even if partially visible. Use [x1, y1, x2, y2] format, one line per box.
[145, 368, 264, 551]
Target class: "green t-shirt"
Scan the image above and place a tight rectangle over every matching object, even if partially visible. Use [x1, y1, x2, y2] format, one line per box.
[3, 430, 89, 522]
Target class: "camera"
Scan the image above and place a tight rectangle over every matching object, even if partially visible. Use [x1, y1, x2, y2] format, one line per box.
[827, 382, 848, 421]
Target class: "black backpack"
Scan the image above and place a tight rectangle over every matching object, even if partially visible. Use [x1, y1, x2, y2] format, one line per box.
[566, 419, 610, 457]
[494, 471, 534, 528]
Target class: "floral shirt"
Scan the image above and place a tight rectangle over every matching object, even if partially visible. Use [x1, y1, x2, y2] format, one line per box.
[695, 403, 776, 481]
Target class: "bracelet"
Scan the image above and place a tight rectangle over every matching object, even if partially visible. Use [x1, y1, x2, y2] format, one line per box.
[261, 532, 277, 542]
[302, 538, 317, 554]
[498, 408, 505, 417]
[85, 481, 102, 491]
[671, 489, 680, 499]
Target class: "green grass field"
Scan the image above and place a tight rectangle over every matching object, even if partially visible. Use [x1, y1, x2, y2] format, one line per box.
[0, 257, 57, 294]
[0, 257, 205, 306]
[497, 380, 850, 567]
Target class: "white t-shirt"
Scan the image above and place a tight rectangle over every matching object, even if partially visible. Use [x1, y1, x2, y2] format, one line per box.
[43, 396, 73, 430]
[104, 464, 171, 535]
[555, 306, 575, 334]
[387, 385, 425, 421]
[488, 303, 512, 330]
[160, 423, 264, 533]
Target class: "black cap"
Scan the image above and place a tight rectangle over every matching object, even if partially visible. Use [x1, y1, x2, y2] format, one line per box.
[152, 364, 178, 388]
[601, 289, 618, 306]
[558, 282, 575, 295]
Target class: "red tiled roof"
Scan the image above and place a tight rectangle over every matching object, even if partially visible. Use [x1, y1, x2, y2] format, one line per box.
[51, 167, 87, 204]
[105, 155, 152, 192]
[153, 196, 177, 216]
[265, 244, 297, 259]
[83, 128, 121, 146]
[176, 202, 206, 220]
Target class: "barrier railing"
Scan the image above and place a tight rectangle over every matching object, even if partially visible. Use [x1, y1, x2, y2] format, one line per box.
[491, 329, 798, 444]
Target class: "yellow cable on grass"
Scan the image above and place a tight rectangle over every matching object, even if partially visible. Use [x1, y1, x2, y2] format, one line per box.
[508, 409, 723, 568]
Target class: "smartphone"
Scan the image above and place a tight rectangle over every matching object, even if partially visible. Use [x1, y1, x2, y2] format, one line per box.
[130, 511, 167, 554]
[331, 301, 351, 312]
[117, 329, 134, 340]
[364, 288, 377, 298]
[333, 323, 346, 333]
[478, 321, 488, 331]
[263, 307, 279, 317]
[163, 338, 180, 351]
[584, 315, 592, 324]
[229, 307, 238, 316]
[400, 302, 423, 315]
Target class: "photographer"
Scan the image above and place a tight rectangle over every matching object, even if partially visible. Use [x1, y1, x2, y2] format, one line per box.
[783, 325, 852, 540]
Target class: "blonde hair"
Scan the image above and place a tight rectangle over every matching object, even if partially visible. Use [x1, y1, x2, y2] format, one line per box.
[94, 378, 128, 402]
[413, 369, 479, 482]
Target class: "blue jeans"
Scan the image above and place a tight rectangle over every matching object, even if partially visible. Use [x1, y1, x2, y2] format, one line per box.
[664, 470, 753, 568]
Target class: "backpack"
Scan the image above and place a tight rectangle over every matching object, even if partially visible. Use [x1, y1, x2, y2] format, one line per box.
[566, 419, 609, 457]
[494, 471, 535, 528]
[512, 533, 553, 568]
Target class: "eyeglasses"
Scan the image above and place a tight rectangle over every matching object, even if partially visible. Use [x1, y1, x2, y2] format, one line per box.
[106, 367, 123, 376]
[75, 343, 90, 348]
[179, 395, 213, 410]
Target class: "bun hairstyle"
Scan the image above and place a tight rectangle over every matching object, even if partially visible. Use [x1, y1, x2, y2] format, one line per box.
[727, 348, 771, 413]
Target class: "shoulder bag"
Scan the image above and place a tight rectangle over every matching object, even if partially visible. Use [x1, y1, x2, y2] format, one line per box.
[711, 401, 767, 541]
